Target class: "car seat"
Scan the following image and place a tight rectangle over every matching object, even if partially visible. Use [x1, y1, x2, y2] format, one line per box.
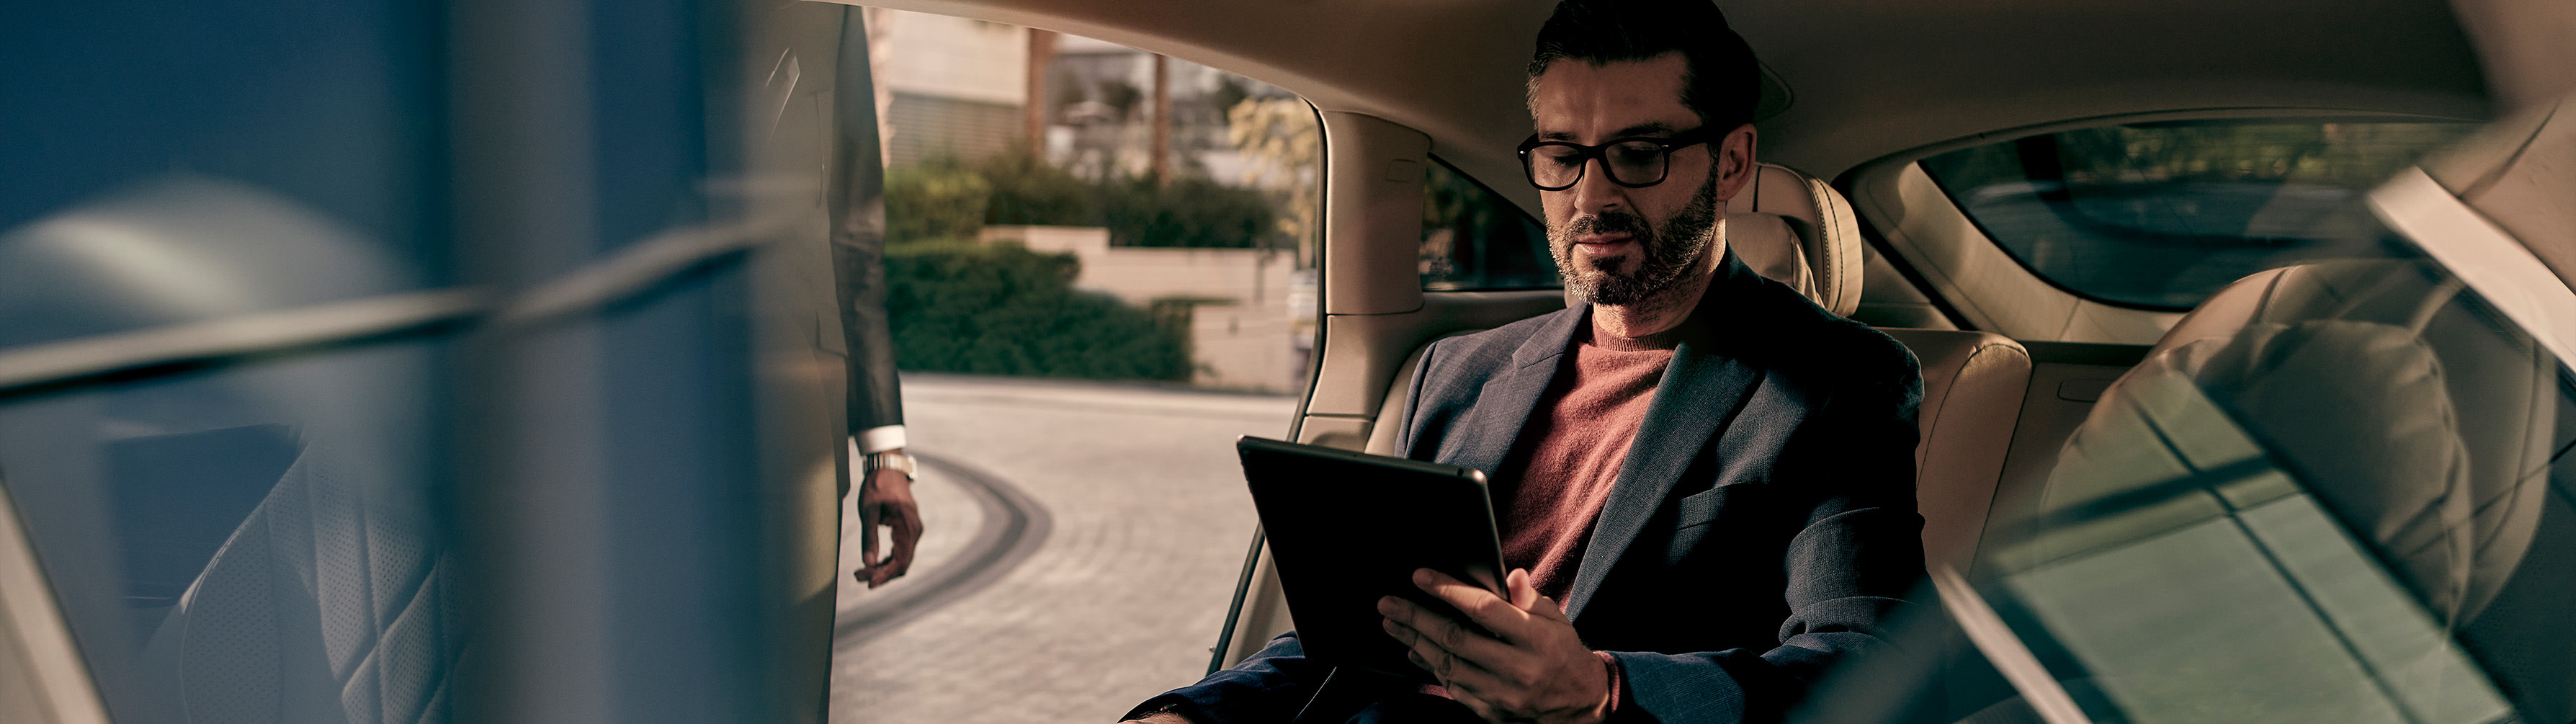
[1973, 259, 2563, 722]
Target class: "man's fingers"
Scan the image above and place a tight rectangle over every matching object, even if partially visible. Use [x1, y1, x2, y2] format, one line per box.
[1382, 614, 1442, 678]
[888, 526, 920, 573]
[882, 505, 922, 581]
[856, 468, 923, 589]
[1383, 618, 1519, 718]
[897, 499, 926, 553]
[1410, 568, 1529, 640]
[1381, 614, 1503, 687]
[1377, 595, 1513, 666]
[1377, 595, 1472, 651]
[1501, 568, 1575, 625]
[1506, 568, 1539, 611]
[856, 503, 884, 581]
[1531, 595, 1571, 625]
[857, 481, 883, 528]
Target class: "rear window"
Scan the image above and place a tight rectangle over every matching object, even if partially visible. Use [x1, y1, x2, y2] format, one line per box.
[1421, 158, 1557, 291]
[1918, 120, 2479, 310]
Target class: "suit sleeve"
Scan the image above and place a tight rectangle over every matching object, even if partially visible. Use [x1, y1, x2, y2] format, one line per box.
[1607, 349, 1927, 723]
[1395, 338, 1443, 460]
[836, 236, 905, 445]
[1121, 635, 1338, 724]
[831, 8, 904, 448]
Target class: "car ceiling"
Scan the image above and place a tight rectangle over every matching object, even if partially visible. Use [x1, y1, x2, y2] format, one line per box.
[837, 0, 2489, 192]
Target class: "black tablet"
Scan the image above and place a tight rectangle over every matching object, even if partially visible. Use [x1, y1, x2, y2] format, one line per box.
[1235, 436, 1506, 680]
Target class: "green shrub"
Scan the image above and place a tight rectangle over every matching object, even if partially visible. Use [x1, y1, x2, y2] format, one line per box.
[1100, 176, 1276, 249]
[883, 151, 1281, 249]
[885, 240, 1191, 381]
[885, 160, 990, 243]
[974, 152, 1095, 227]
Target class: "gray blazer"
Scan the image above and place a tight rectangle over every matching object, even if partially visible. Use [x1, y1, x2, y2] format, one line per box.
[831, 19, 904, 445]
[1136, 251, 1926, 724]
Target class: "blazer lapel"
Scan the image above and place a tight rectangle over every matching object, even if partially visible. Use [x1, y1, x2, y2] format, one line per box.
[1562, 255, 1766, 622]
[1436, 307, 1587, 478]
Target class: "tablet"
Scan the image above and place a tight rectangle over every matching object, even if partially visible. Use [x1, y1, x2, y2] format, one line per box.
[1235, 436, 1506, 680]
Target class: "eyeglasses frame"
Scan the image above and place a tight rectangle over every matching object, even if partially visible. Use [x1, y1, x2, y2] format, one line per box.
[1516, 127, 1717, 192]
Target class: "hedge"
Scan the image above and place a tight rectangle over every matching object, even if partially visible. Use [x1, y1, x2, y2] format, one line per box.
[884, 240, 1191, 381]
[886, 153, 1279, 249]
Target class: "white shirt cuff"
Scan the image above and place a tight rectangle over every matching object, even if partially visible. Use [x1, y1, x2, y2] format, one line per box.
[854, 425, 908, 455]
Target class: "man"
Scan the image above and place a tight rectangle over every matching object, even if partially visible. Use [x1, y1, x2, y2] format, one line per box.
[836, 6, 923, 590]
[1125, 1, 1923, 721]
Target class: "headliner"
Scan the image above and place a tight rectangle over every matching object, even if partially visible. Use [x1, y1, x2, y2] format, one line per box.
[831, 0, 2489, 192]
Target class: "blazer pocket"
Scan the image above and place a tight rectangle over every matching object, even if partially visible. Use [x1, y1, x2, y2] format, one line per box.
[1671, 482, 1756, 530]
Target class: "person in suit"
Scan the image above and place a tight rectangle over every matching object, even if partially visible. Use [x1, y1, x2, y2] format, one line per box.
[835, 7, 922, 590]
[1123, 1, 1924, 721]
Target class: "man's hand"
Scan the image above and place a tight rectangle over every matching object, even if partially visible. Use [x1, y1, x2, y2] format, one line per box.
[1380, 568, 1612, 724]
[854, 456, 922, 589]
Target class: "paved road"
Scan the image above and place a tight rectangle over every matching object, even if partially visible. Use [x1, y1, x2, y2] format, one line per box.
[831, 373, 1299, 723]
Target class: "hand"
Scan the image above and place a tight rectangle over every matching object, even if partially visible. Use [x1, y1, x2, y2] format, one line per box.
[1379, 568, 1611, 724]
[855, 456, 923, 589]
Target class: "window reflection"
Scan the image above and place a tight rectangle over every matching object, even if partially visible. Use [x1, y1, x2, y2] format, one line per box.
[1920, 121, 2479, 309]
[1421, 158, 1558, 291]
[0, 168, 452, 724]
[0, 339, 455, 724]
[1964, 256, 2565, 723]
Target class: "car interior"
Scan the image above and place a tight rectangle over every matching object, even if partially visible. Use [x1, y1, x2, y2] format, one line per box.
[844, 0, 2571, 718]
[1, 0, 2566, 720]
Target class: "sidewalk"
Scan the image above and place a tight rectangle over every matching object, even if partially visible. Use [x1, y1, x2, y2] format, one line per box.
[831, 374, 1297, 723]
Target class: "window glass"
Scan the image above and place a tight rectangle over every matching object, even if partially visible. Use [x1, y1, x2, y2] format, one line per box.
[1918, 120, 2479, 309]
[1954, 255, 2576, 723]
[0, 1, 460, 721]
[0, 1, 445, 349]
[1, 340, 455, 724]
[839, 11, 1315, 720]
[1421, 158, 1558, 291]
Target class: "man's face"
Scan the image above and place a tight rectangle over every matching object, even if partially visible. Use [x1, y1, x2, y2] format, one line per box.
[1528, 53, 1737, 305]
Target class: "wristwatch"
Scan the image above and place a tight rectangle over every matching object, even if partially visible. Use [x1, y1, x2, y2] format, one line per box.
[864, 450, 916, 481]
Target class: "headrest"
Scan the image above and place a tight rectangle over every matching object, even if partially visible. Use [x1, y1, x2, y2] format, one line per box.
[1725, 162, 1863, 316]
[2132, 259, 2557, 623]
[1726, 211, 1820, 303]
[2154, 260, 2464, 357]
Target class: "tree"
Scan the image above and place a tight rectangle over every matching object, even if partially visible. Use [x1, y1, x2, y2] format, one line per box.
[1227, 97, 1322, 266]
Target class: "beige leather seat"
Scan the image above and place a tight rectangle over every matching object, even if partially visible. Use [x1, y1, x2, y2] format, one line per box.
[1367, 163, 2031, 573]
[1887, 328, 2028, 571]
[1730, 163, 2033, 572]
[1724, 162, 1864, 317]
[2039, 259, 2557, 622]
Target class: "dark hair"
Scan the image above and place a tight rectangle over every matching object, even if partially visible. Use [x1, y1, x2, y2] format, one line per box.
[1527, 0, 1760, 131]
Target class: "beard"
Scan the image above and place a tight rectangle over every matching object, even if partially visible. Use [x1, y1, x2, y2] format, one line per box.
[1549, 172, 1723, 306]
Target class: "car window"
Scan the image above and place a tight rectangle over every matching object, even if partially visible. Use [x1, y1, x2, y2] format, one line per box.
[838, 11, 1318, 721]
[0, 337, 457, 724]
[1949, 254, 2575, 723]
[1421, 158, 1557, 291]
[0, 2, 465, 721]
[0, 4, 446, 351]
[1918, 120, 2479, 310]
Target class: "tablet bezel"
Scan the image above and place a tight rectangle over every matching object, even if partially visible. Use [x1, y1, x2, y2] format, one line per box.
[1235, 435, 1507, 681]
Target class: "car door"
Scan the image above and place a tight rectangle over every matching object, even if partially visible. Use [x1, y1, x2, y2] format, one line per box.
[0, 1, 857, 721]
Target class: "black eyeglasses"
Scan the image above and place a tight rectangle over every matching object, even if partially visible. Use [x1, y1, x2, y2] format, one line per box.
[1516, 128, 1714, 191]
